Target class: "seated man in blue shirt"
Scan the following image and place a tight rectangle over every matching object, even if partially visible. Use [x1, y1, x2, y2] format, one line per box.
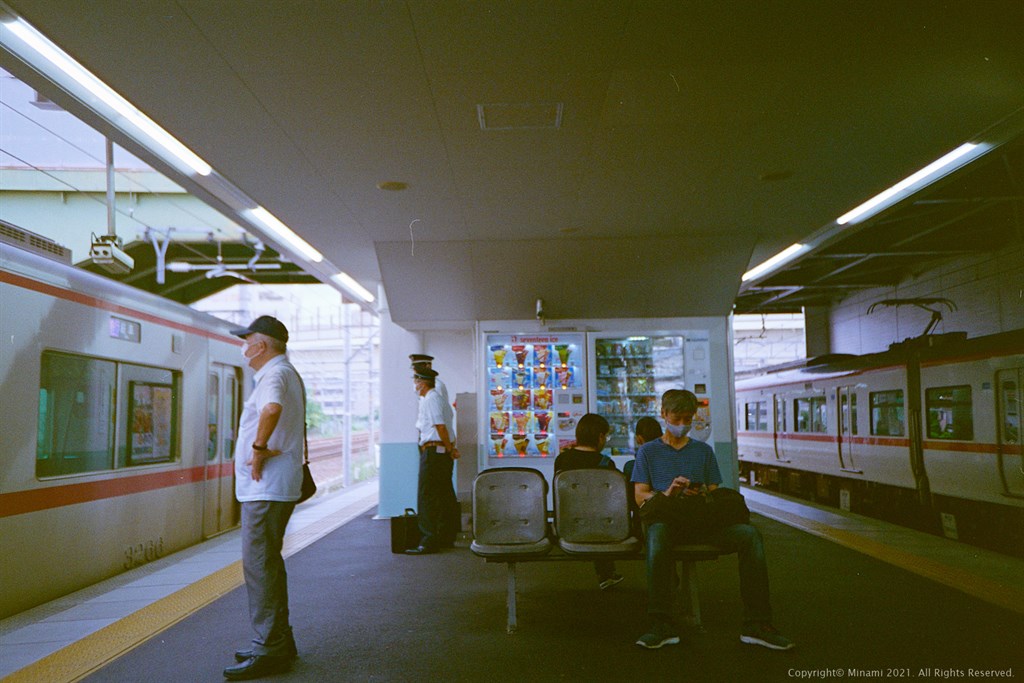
[631, 389, 794, 651]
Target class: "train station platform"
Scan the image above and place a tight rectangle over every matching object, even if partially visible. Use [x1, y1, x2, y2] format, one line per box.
[2, 484, 1022, 683]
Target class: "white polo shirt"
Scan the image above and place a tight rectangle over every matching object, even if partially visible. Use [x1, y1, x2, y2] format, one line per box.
[235, 354, 305, 502]
[416, 388, 455, 447]
[434, 376, 450, 406]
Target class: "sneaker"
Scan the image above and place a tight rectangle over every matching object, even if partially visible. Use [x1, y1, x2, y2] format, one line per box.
[599, 573, 624, 591]
[740, 622, 795, 651]
[635, 618, 680, 649]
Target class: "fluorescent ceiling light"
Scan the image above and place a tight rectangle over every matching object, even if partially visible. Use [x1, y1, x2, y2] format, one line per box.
[741, 243, 807, 282]
[244, 207, 323, 263]
[166, 262, 281, 272]
[0, 14, 213, 177]
[331, 271, 375, 303]
[836, 143, 982, 225]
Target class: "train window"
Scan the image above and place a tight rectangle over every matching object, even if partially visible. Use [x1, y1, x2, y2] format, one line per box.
[870, 390, 905, 436]
[37, 352, 116, 476]
[794, 396, 826, 433]
[1001, 378, 1020, 444]
[225, 374, 238, 459]
[744, 401, 768, 431]
[208, 373, 219, 461]
[120, 364, 180, 466]
[743, 401, 768, 431]
[926, 385, 974, 440]
[840, 391, 859, 436]
[775, 396, 787, 432]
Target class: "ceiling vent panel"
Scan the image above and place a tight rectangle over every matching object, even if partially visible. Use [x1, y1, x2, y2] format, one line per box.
[0, 220, 72, 264]
[477, 102, 564, 130]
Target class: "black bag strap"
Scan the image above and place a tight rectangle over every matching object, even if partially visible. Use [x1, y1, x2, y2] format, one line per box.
[288, 364, 310, 466]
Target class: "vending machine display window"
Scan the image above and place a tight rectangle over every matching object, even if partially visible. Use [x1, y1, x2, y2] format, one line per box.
[592, 334, 711, 455]
[484, 333, 586, 460]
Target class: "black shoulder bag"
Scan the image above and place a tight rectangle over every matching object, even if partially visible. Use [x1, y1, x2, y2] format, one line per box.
[294, 368, 317, 504]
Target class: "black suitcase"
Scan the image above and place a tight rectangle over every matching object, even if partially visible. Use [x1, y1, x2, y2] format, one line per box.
[390, 508, 420, 553]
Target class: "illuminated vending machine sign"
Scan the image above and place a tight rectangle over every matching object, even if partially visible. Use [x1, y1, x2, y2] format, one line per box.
[485, 333, 586, 459]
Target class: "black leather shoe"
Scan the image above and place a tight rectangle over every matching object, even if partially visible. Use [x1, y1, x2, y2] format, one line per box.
[405, 545, 434, 555]
[234, 641, 297, 663]
[223, 654, 291, 680]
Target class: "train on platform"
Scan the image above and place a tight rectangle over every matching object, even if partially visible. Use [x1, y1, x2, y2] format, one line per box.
[736, 329, 1024, 556]
[0, 236, 248, 618]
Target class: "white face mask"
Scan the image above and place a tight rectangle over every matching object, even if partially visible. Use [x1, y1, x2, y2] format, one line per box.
[241, 340, 259, 362]
[664, 422, 691, 438]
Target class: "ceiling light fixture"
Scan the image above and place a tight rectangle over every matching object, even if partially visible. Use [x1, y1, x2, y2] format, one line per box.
[331, 271, 375, 303]
[243, 207, 323, 263]
[836, 142, 985, 226]
[0, 10, 213, 177]
[741, 243, 808, 282]
[165, 262, 281, 272]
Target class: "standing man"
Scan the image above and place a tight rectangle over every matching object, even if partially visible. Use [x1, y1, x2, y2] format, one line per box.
[224, 316, 305, 680]
[407, 366, 460, 554]
[631, 389, 794, 651]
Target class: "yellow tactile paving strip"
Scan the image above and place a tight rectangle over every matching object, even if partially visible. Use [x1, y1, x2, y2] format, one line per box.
[4, 491, 377, 683]
[749, 500, 1024, 617]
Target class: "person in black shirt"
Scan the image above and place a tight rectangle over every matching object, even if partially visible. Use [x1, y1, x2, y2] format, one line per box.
[553, 413, 624, 590]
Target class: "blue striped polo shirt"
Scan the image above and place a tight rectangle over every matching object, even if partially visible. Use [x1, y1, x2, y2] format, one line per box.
[630, 438, 722, 492]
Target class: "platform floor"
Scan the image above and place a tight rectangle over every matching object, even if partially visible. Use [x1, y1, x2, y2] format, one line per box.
[2, 484, 1022, 683]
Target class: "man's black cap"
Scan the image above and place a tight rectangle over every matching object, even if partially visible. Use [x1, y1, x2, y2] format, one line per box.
[413, 367, 438, 380]
[230, 315, 289, 343]
[409, 354, 434, 362]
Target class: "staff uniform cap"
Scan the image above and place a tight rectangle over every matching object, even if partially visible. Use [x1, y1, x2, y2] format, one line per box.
[229, 315, 289, 343]
[409, 354, 434, 362]
[413, 367, 438, 380]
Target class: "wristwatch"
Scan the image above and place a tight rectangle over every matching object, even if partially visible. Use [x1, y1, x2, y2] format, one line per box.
[252, 443, 268, 451]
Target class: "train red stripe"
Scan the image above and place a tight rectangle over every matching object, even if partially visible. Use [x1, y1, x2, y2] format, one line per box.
[0, 467, 230, 518]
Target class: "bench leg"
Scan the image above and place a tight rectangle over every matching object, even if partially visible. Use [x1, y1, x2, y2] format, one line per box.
[506, 562, 518, 634]
[678, 560, 705, 632]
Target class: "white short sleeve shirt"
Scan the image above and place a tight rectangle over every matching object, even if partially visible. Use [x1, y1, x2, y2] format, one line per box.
[416, 388, 454, 446]
[234, 355, 306, 502]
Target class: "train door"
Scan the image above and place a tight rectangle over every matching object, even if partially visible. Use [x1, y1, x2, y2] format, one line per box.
[773, 395, 790, 462]
[203, 364, 241, 537]
[996, 368, 1024, 496]
[838, 386, 860, 472]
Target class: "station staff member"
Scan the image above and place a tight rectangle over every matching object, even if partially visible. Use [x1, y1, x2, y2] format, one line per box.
[224, 316, 305, 680]
[407, 366, 460, 554]
[409, 354, 449, 406]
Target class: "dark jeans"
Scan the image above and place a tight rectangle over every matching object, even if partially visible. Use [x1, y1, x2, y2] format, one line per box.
[645, 521, 772, 623]
[241, 500, 297, 656]
[417, 445, 459, 548]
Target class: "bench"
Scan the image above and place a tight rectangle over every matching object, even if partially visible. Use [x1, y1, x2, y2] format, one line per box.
[470, 467, 725, 634]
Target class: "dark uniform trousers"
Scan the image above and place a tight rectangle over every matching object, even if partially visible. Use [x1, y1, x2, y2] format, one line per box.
[416, 445, 459, 549]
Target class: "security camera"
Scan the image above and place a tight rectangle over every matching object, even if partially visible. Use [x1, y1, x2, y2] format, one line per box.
[89, 235, 134, 275]
[536, 298, 545, 321]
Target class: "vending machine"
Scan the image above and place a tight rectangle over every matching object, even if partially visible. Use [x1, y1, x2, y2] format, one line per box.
[482, 332, 587, 462]
[589, 331, 714, 456]
[478, 318, 735, 487]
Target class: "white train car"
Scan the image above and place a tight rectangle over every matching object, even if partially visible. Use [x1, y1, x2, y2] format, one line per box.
[0, 238, 248, 618]
[736, 330, 1024, 556]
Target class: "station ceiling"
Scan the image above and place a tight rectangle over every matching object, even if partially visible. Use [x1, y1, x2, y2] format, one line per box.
[4, 1, 1023, 326]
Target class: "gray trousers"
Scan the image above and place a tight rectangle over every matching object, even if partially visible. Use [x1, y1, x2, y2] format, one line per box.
[241, 500, 296, 656]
